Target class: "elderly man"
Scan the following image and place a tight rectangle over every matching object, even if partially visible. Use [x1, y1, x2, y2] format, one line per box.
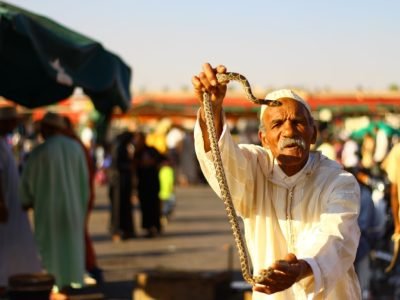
[20, 112, 89, 291]
[0, 106, 41, 293]
[192, 63, 361, 299]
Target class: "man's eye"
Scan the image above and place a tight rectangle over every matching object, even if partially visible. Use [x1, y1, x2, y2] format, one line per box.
[294, 120, 306, 126]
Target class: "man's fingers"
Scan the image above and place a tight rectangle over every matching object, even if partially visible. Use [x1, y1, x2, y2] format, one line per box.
[254, 273, 296, 295]
[254, 255, 302, 295]
[285, 253, 298, 263]
[253, 282, 288, 295]
[197, 62, 227, 90]
[272, 254, 298, 271]
[253, 284, 273, 295]
[202, 62, 217, 86]
[272, 260, 290, 271]
[193, 63, 228, 106]
[198, 72, 212, 90]
[191, 76, 203, 91]
[216, 64, 227, 74]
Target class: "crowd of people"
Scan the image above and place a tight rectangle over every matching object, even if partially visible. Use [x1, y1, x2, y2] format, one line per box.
[0, 107, 185, 296]
[315, 116, 400, 298]
[107, 130, 169, 240]
[0, 109, 105, 296]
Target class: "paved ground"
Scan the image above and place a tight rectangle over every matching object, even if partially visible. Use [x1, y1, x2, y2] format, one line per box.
[86, 184, 398, 300]
[91, 184, 246, 299]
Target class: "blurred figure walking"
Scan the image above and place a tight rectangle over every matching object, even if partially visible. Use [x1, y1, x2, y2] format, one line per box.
[108, 131, 136, 241]
[133, 132, 162, 238]
[351, 168, 380, 300]
[159, 156, 176, 226]
[382, 143, 400, 265]
[20, 112, 89, 291]
[0, 106, 41, 294]
[62, 117, 103, 283]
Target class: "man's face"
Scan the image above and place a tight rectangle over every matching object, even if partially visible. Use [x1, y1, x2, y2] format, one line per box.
[258, 98, 317, 176]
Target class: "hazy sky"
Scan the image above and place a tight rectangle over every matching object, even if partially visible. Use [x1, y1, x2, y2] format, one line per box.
[5, 0, 400, 92]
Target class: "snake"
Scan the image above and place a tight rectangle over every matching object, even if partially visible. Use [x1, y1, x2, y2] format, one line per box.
[201, 72, 281, 285]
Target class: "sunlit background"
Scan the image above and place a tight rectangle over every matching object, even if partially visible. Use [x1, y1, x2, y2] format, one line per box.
[6, 0, 400, 92]
[1, 2, 400, 299]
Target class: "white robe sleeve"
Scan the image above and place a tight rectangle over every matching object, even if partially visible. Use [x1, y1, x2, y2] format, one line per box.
[194, 110, 271, 216]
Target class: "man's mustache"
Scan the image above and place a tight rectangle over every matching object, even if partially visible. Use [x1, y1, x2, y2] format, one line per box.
[278, 137, 306, 150]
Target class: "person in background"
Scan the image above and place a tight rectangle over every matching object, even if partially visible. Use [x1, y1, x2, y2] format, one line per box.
[80, 120, 96, 151]
[133, 131, 163, 238]
[108, 131, 136, 241]
[373, 125, 389, 165]
[179, 128, 201, 185]
[145, 118, 171, 155]
[0, 106, 41, 295]
[158, 155, 176, 226]
[351, 168, 377, 300]
[381, 142, 400, 263]
[166, 125, 185, 181]
[62, 116, 103, 284]
[361, 132, 375, 170]
[192, 63, 361, 299]
[316, 130, 336, 161]
[341, 134, 360, 169]
[20, 112, 89, 291]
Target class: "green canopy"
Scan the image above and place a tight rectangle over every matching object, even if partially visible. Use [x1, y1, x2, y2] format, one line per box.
[0, 1, 132, 114]
[350, 121, 400, 140]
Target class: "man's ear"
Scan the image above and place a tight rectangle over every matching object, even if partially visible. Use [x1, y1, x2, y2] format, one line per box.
[258, 130, 270, 148]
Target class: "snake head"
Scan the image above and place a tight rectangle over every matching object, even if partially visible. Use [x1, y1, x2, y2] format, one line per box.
[216, 72, 283, 107]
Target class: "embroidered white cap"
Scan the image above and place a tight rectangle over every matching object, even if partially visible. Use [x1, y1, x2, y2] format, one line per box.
[260, 89, 312, 121]
[0, 106, 18, 120]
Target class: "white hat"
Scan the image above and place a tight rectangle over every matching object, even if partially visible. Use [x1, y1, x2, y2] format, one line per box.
[260, 89, 312, 121]
[0, 106, 18, 120]
[41, 112, 67, 129]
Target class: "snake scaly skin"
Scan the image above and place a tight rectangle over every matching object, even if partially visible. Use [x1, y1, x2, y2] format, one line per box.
[202, 72, 280, 285]
[216, 72, 281, 106]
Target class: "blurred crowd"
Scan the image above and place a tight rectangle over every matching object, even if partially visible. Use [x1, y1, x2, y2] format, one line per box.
[314, 115, 400, 300]
[0, 108, 204, 297]
[1, 105, 400, 299]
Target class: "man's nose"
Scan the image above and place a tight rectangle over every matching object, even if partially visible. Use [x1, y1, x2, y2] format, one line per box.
[282, 121, 296, 136]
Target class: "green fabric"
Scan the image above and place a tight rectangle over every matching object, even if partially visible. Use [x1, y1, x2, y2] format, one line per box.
[20, 135, 89, 288]
[350, 120, 400, 140]
[0, 1, 131, 114]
